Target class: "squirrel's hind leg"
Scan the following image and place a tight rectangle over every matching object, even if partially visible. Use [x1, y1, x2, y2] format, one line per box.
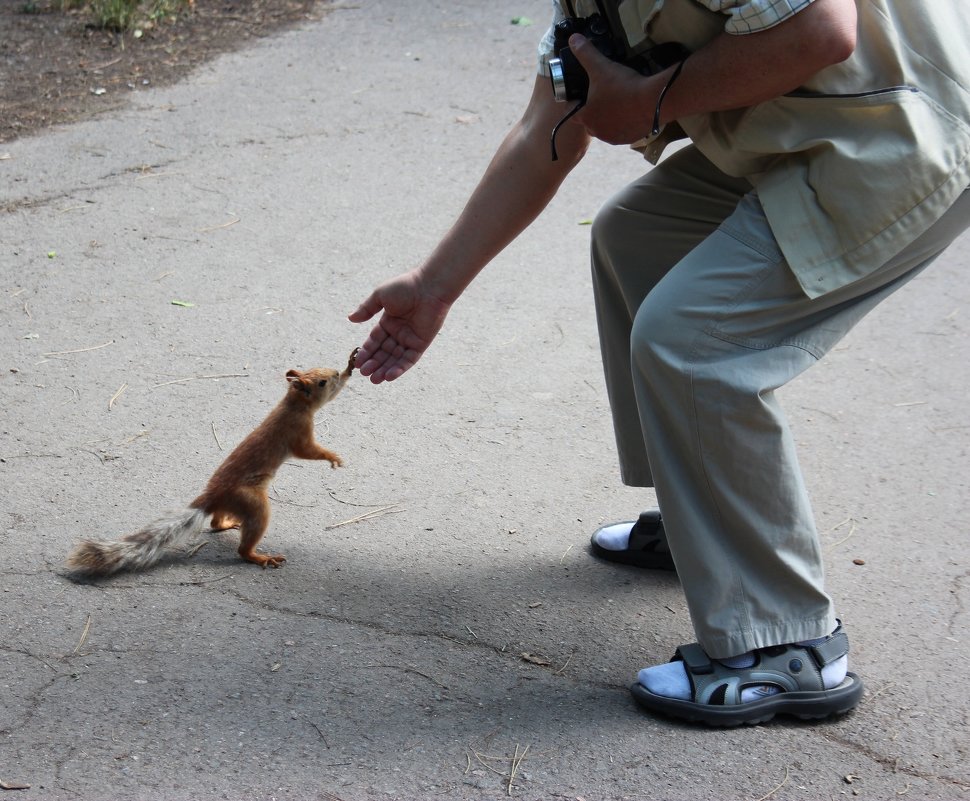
[209, 510, 240, 531]
[234, 489, 285, 569]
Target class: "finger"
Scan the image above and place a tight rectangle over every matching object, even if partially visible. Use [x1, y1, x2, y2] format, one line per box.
[359, 347, 390, 377]
[365, 351, 396, 384]
[370, 357, 411, 384]
[367, 342, 408, 383]
[348, 293, 383, 324]
[368, 338, 422, 384]
[355, 324, 391, 373]
[358, 350, 389, 379]
[360, 326, 407, 384]
[381, 364, 408, 383]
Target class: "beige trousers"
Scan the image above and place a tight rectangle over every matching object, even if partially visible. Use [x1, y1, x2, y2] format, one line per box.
[591, 145, 970, 658]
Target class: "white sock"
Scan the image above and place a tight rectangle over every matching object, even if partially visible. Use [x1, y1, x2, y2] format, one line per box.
[593, 522, 635, 551]
[638, 635, 848, 704]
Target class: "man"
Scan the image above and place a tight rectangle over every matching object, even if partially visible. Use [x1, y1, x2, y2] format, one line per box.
[350, 0, 970, 726]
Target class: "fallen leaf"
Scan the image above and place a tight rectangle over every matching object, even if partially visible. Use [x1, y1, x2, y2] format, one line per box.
[520, 652, 551, 666]
[510, 16, 533, 26]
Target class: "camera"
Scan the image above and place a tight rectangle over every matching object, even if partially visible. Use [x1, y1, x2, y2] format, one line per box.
[548, 0, 689, 104]
[549, 12, 616, 102]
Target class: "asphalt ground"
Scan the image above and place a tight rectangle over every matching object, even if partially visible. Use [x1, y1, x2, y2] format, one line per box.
[2, 1, 969, 799]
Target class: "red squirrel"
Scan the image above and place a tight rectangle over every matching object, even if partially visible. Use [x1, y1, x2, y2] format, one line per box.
[67, 348, 358, 575]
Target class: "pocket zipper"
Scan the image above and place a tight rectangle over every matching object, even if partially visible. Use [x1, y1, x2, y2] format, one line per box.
[786, 85, 919, 100]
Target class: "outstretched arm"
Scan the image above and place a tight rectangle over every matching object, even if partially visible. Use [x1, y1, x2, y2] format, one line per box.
[349, 74, 591, 384]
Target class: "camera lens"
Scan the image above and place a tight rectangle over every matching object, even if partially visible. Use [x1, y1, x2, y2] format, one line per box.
[549, 57, 569, 102]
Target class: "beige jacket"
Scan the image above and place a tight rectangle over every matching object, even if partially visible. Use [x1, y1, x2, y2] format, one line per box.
[622, 1, 970, 296]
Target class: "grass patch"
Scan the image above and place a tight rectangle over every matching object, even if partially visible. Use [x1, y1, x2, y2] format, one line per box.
[81, 0, 192, 30]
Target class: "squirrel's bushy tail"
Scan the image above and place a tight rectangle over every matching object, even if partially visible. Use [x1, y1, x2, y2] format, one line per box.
[67, 508, 207, 576]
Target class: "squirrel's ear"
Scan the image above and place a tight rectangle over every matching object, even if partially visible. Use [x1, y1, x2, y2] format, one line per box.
[285, 369, 302, 383]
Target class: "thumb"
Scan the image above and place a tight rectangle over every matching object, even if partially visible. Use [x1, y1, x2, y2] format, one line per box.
[348, 292, 383, 324]
[568, 33, 607, 73]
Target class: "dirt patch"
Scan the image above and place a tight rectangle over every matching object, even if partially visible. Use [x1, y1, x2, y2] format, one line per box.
[0, 0, 333, 144]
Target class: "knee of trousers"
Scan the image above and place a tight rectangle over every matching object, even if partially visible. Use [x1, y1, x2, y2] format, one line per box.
[590, 196, 670, 280]
[590, 201, 626, 281]
[630, 293, 697, 377]
[631, 295, 818, 412]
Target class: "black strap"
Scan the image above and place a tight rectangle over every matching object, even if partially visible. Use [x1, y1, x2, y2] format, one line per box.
[550, 99, 586, 161]
[677, 643, 714, 675]
[651, 58, 686, 136]
[809, 631, 849, 667]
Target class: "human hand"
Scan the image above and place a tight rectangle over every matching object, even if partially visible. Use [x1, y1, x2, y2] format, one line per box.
[567, 34, 661, 145]
[348, 270, 452, 384]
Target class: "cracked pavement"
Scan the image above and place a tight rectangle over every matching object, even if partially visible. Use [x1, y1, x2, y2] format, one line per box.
[1, 1, 969, 798]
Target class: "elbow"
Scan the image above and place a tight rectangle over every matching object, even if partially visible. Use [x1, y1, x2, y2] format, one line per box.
[819, 0, 858, 66]
[787, 0, 857, 74]
[829, 23, 857, 65]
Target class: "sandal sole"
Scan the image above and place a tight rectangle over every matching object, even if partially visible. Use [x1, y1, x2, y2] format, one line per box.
[630, 672, 864, 727]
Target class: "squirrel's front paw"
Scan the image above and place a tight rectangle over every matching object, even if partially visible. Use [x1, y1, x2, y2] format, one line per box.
[329, 456, 344, 469]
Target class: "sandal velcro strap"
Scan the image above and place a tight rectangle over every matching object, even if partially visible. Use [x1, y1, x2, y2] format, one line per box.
[807, 628, 849, 668]
[676, 643, 714, 675]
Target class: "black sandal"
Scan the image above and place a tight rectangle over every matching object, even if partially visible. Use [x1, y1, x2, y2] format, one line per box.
[590, 510, 676, 571]
[631, 623, 864, 726]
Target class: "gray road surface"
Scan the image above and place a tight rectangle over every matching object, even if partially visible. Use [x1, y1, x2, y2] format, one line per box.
[2, 2, 968, 799]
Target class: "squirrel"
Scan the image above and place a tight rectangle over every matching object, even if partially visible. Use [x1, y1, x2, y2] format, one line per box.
[66, 348, 359, 576]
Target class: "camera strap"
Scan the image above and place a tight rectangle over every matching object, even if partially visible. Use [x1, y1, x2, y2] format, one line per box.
[550, 99, 586, 161]
[651, 57, 687, 136]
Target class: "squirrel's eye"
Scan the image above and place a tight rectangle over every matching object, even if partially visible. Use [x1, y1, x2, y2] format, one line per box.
[318, 379, 328, 387]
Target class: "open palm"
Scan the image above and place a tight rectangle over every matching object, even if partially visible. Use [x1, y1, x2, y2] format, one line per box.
[348, 270, 452, 384]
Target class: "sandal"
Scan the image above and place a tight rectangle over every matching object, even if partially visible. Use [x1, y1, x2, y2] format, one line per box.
[590, 510, 676, 571]
[630, 623, 864, 726]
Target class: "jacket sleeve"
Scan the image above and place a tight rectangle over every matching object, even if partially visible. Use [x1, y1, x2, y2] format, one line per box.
[692, 0, 816, 34]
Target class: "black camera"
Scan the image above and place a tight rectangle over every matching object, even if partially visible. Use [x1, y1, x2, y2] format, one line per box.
[548, 0, 689, 104]
[549, 12, 617, 102]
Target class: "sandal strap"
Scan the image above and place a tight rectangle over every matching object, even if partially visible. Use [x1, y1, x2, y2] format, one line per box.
[627, 510, 669, 554]
[673, 625, 850, 707]
[677, 642, 714, 675]
[807, 628, 849, 667]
